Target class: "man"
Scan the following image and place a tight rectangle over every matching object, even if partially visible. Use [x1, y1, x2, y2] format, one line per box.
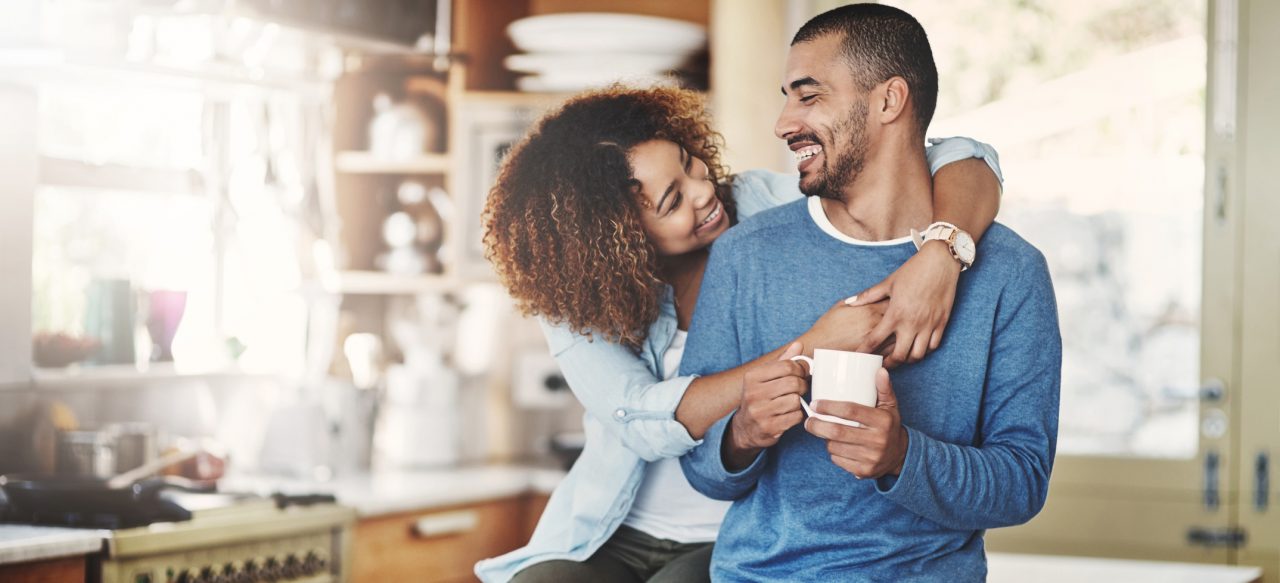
[678, 4, 1061, 581]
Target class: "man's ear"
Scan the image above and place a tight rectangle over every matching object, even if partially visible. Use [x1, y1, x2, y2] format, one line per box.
[876, 76, 912, 126]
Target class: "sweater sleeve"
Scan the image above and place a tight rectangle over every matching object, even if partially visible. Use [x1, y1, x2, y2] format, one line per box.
[677, 234, 770, 500]
[874, 250, 1061, 529]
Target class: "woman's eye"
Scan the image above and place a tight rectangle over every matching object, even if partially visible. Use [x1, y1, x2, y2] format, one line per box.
[667, 193, 682, 216]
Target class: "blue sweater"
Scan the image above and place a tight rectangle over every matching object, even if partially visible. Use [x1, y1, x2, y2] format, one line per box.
[679, 198, 1062, 582]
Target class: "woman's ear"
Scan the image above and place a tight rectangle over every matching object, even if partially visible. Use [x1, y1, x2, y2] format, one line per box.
[877, 76, 911, 126]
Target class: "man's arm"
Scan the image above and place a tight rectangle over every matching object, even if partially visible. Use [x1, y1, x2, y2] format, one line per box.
[677, 234, 775, 501]
[675, 300, 885, 439]
[810, 250, 1061, 529]
[883, 251, 1060, 529]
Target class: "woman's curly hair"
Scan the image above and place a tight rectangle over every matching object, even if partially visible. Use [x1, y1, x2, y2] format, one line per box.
[483, 85, 734, 350]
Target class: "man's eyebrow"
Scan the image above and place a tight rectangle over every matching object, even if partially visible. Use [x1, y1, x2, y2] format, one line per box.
[781, 76, 821, 96]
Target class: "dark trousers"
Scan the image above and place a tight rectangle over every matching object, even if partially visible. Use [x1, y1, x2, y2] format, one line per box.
[511, 525, 713, 583]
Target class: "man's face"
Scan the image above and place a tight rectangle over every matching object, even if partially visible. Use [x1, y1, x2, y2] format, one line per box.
[775, 34, 872, 200]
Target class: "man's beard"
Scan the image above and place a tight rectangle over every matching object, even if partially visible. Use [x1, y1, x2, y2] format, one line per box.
[801, 101, 870, 201]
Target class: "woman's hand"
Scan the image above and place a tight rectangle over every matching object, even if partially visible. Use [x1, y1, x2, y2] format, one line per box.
[846, 241, 961, 367]
[802, 299, 889, 354]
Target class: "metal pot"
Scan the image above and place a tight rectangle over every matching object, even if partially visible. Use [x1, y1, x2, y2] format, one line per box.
[56, 430, 115, 479]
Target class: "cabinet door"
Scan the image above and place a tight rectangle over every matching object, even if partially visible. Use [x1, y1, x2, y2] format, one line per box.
[1237, 1, 1280, 579]
[0, 556, 87, 583]
[352, 496, 539, 583]
[0, 84, 36, 387]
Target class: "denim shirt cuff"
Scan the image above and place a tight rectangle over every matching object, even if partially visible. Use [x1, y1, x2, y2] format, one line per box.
[926, 136, 1005, 187]
[609, 373, 703, 456]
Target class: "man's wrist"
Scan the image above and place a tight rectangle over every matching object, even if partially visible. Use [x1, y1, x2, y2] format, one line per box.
[723, 415, 761, 472]
[890, 426, 910, 476]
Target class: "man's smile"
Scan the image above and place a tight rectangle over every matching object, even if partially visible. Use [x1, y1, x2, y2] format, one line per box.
[789, 137, 824, 172]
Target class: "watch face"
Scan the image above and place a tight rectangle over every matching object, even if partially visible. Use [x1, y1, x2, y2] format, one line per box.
[954, 231, 977, 264]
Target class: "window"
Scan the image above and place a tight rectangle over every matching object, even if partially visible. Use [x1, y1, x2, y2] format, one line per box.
[28, 5, 332, 378]
[881, 0, 1208, 458]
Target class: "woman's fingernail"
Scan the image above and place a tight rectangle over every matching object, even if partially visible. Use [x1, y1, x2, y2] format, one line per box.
[844, 295, 859, 305]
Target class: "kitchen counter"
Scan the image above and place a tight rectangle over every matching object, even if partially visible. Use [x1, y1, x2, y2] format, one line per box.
[988, 552, 1262, 583]
[0, 525, 105, 566]
[222, 464, 565, 518]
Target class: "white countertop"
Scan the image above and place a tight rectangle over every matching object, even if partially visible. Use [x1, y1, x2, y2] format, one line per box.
[988, 552, 1262, 583]
[0, 525, 105, 566]
[221, 464, 566, 518]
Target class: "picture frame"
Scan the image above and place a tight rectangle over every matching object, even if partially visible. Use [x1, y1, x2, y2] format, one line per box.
[451, 99, 548, 279]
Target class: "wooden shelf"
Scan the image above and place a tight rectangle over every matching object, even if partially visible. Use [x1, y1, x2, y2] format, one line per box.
[32, 363, 270, 391]
[335, 151, 450, 175]
[39, 156, 204, 195]
[313, 270, 456, 295]
[2, 50, 330, 98]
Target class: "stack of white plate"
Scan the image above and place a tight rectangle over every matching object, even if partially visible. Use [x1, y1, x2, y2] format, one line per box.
[505, 13, 707, 92]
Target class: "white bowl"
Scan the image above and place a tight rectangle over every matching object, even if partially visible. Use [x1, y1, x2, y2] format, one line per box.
[504, 52, 690, 76]
[516, 72, 677, 93]
[507, 13, 706, 55]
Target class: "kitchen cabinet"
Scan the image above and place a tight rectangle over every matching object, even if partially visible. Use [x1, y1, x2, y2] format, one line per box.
[0, 556, 88, 583]
[351, 493, 550, 583]
[0, 84, 36, 387]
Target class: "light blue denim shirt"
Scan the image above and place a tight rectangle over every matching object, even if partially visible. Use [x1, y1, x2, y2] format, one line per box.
[474, 137, 1002, 583]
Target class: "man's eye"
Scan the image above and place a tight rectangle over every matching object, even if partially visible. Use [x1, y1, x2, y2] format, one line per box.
[799, 95, 817, 103]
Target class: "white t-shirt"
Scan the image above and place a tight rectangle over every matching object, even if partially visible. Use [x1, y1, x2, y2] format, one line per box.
[620, 329, 732, 543]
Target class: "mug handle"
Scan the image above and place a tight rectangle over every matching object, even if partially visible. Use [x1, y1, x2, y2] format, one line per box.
[789, 354, 814, 375]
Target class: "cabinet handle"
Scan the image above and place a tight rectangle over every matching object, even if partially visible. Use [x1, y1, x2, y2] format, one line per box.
[411, 510, 479, 538]
[1256, 451, 1270, 512]
[1203, 450, 1220, 511]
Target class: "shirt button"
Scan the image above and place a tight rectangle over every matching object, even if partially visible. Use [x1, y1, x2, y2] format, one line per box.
[614, 409, 626, 419]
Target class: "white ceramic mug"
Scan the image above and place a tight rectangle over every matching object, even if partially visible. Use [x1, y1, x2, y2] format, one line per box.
[791, 349, 883, 428]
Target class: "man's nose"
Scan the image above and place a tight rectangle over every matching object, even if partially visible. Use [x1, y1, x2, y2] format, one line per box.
[775, 98, 803, 140]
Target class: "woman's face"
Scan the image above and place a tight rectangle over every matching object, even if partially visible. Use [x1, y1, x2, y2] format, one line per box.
[628, 139, 729, 257]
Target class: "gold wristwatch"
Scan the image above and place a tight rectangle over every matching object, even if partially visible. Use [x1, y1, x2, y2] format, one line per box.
[918, 221, 976, 271]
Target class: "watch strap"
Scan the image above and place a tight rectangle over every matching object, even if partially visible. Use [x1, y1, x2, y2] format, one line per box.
[918, 221, 973, 271]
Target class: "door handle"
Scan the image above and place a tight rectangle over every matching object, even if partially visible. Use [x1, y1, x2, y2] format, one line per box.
[411, 510, 479, 538]
[1199, 378, 1226, 402]
[1187, 526, 1246, 549]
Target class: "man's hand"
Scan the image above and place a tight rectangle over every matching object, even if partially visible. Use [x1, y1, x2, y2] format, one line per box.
[846, 241, 960, 367]
[804, 368, 908, 479]
[723, 342, 809, 471]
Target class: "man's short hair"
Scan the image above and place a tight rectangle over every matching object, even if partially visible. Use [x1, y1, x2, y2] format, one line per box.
[792, 3, 939, 136]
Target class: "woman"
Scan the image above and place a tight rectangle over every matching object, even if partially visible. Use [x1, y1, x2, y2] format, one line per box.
[475, 86, 1002, 583]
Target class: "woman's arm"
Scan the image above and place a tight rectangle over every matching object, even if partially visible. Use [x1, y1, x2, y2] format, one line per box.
[675, 300, 886, 438]
[848, 139, 1003, 367]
